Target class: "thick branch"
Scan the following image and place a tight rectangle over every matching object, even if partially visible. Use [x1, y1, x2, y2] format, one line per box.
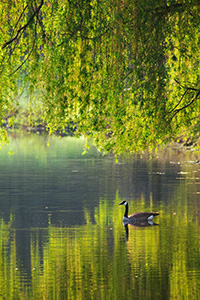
[2, 0, 44, 49]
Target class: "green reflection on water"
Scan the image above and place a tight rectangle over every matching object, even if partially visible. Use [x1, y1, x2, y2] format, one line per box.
[0, 192, 200, 300]
[1, 135, 200, 299]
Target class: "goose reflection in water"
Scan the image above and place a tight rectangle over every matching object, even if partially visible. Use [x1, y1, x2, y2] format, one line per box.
[119, 201, 159, 240]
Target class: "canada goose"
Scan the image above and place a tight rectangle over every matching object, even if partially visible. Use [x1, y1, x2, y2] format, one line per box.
[119, 200, 159, 226]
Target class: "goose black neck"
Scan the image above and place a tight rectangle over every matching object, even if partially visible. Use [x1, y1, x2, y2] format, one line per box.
[124, 203, 128, 218]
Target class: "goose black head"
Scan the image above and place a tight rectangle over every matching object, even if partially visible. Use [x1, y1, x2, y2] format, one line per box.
[119, 201, 128, 206]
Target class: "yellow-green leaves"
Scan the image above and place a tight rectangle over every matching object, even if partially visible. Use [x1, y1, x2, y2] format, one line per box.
[0, 0, 200, 153]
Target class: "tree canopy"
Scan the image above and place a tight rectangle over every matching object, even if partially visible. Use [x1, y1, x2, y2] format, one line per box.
[0, 0, 200, 153]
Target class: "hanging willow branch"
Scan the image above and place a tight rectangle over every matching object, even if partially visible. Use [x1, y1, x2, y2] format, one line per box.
[9, 22, 37, 76]
[2, 0, 44, 50]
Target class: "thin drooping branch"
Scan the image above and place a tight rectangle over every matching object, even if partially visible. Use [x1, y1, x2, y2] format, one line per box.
[174, 78, 199, 91]
[169, 89, 189, 114]
[123, 70, 133, 81]
[2, 0, 44, 50]
[0, 28, 24, 75]
[9, 28, 36, 76]
[12, 5, 28, 34]
[171, 90, 200, 119]
[169, 79, 200, 115]
[36, 11, 46, 41]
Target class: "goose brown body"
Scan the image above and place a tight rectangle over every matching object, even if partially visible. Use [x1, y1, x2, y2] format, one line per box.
[128, 212, 159, 220]
[119, 201, 159, 225]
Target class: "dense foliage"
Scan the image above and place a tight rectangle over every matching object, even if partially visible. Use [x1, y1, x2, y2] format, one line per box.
[1, 0, 200, 153]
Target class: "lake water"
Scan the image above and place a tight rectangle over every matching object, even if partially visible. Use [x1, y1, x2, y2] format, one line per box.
[0, 135, 200, 299]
